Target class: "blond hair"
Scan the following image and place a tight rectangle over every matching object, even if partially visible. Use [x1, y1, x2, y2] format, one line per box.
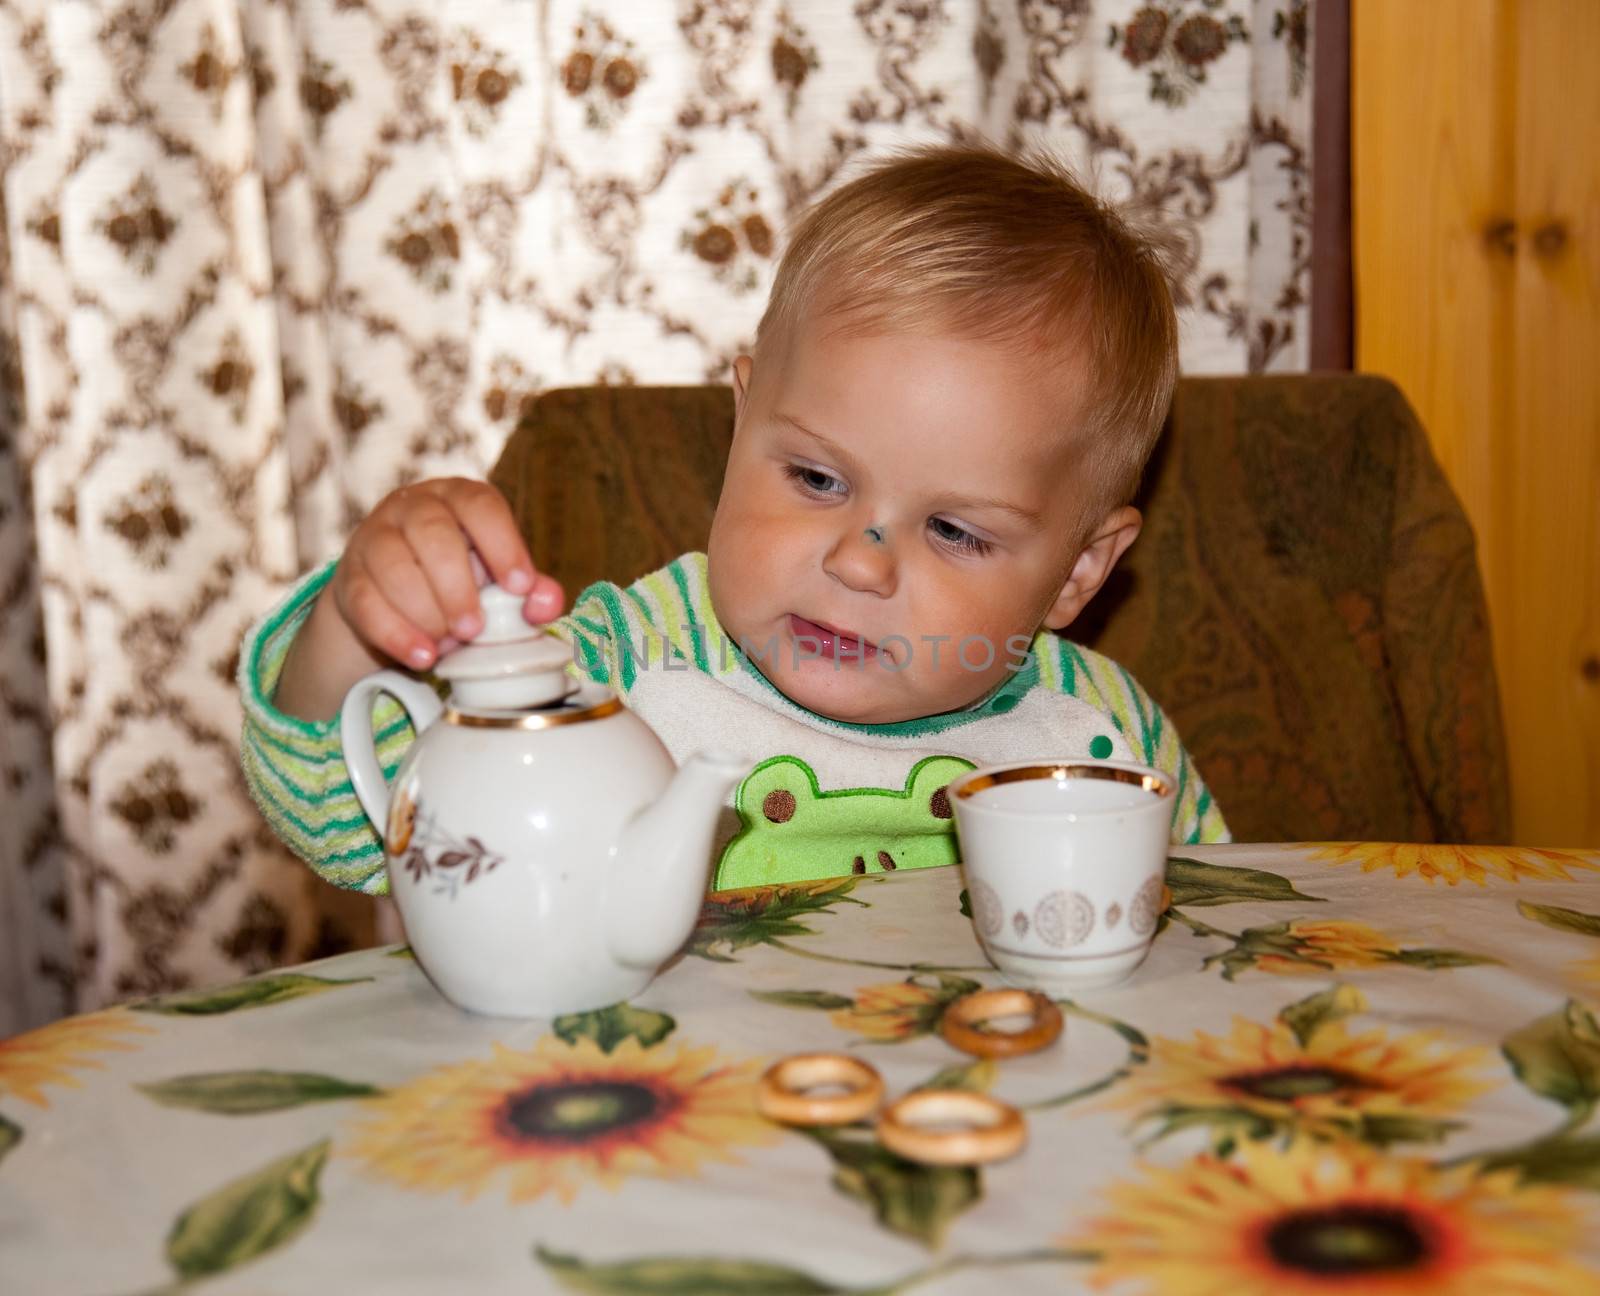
[756, 145, 1178, 512]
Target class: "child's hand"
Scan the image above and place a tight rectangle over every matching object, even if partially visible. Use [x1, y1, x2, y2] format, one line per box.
[330, 478, 564, 671]
[272, 478, 564, 721]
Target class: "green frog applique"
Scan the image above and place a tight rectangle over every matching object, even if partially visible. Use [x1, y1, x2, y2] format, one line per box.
[713, 753, 976, 890]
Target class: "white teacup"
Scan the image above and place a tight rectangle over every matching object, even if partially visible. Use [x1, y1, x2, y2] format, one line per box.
[948, 759, 1174, 993]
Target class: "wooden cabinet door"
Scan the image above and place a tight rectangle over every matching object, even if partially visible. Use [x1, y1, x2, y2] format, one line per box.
[1505, 0, 1600, 844]
[1355, 0, 1600, 845]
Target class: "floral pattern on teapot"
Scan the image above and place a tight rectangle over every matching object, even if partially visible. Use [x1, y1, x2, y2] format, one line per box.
[389, 786, 505, 900]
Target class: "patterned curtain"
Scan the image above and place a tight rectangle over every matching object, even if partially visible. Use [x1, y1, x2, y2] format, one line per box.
[0, 0, 1313, 1034]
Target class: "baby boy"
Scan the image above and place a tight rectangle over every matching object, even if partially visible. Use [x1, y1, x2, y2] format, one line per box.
[241, 144, 1228, 895]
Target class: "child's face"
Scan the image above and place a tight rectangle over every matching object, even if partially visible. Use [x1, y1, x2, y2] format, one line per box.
[707, 318, 1139, 724]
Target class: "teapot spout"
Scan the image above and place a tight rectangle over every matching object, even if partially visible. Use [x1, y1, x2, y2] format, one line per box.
[606, 749, 748, 970]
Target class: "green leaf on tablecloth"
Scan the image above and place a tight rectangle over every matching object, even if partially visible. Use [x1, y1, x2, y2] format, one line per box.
[1388, 947, 1497, 966]
[138, 1070, 381, 1114]
[386, 945, 415, 960]
[913, 1058, 996, 1094]
[132, 973, 372, 1016]
[1208, 946, 1263, 981]
[919, 973, 985, 1005]
[806, 1125, 981, 1248]
[1386, 948, 1500, 970]
[1137, 1102, 1459, 1153]
[0, 1113, 20, 1166]
[1199, 920, 1299, 980]
[552, 1003, 676, 1053]
[1139, 1105, 1279, 1148]
[165, 1139, 329, 1279]
[1079, 1008, 1150, 1057]
[690, 880, 867, 962]
[1354, 1113, 1463, 1147]
[749, 990, 856, 1012]
[535, 1245, 861, 1294]
[1502, 1000, 1600, 1116]
[1279, 985, 1367, 1046]
[1518, 901, 1600, 939]
[1477, 1134, 1600, 1190]
[1165, 858, 1324, 908]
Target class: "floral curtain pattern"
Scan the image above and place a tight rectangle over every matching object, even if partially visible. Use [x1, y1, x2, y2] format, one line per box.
[0, 0, 1314, 1033]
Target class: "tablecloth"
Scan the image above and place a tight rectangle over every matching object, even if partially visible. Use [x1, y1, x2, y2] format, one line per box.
[5, 842, 1600, 1294]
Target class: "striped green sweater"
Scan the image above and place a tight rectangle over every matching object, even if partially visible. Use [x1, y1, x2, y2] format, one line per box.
[240, 552, 1227, 894]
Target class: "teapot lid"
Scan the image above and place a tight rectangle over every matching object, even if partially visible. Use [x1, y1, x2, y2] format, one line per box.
[433, 585, 580, 712]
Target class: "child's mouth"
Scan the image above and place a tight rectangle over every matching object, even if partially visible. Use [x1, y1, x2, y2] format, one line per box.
[787, 614, 880, 661]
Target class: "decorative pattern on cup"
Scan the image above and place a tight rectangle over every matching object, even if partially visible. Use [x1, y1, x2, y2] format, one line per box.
[1012, 911, 1030, 938]
[1034, 890, 1095, 948]
[970, 880, 1003, 938]
[1128, 875, 1164, 936]
[1105, 901, 1123, 930]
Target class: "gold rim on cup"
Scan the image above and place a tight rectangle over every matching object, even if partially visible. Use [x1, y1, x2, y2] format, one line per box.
[940, 988, 1064, 1059]
[952, 762, 1173, 801]
[877, 1090, 1027, 1166]
[757, 1053, 885, 1126]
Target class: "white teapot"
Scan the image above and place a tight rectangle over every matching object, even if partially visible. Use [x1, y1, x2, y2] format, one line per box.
[339, 586, 746, 1018]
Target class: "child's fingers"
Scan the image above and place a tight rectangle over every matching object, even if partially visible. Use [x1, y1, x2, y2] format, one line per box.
[335, 551, 442, 670]
[523, 572, 566, 624]
[399, 501, 486, 640]
[361, 527, 453, 642]
[437, 480, 537, 596]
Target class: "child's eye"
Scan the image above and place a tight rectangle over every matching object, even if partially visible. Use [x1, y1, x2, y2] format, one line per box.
[929, 517, 993, 557]
[784, 464, 847, 497]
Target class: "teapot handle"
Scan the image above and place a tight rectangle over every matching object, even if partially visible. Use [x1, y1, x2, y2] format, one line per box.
[339, 670, 444, 835]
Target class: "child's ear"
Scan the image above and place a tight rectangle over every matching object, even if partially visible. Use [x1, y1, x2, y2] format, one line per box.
[732, 355, 754, 423]
[1042, 506, 1142, 631]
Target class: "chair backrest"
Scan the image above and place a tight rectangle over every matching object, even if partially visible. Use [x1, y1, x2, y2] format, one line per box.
[491, 375, 1510, 843]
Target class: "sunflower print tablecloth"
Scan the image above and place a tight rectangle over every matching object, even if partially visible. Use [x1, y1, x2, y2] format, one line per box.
[5, 843, 1600, 1295]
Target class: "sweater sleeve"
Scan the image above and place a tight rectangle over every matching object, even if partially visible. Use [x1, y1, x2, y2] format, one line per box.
[1037, 637, 1231, 846]
[237, 564, 624, 894]
[238, 562, 408, 893]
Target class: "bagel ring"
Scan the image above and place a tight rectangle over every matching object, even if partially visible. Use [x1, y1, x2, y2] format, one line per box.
[940, 988, 1064, 1059]
[878, 1090, 1027, 1166]
[757, 1053, 884, 1126]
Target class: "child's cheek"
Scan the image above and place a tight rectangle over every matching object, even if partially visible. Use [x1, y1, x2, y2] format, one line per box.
[914, 580, 1031, 669]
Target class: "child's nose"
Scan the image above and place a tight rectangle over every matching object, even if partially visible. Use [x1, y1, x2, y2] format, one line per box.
[823, 525, 897, 598]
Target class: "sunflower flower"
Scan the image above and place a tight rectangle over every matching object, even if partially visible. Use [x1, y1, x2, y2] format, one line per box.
[1111, 1017, 1493, 1144]
[342, 1035, 776, 1204]
[1202, 918, 1401, 980]
[829, 975, 976, 1041]
[0, 1010, 156, 1108]
[1306, 843, 1600, 887]
[1256, 920, 1398, 974]
[1072, 1139, 1595, 1294]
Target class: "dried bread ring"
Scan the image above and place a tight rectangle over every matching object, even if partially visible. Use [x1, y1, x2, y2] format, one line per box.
[757, 1053, 884, 1126]
[940, 988, 1063, 1059]
[877, 1090, 1027, 1166]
